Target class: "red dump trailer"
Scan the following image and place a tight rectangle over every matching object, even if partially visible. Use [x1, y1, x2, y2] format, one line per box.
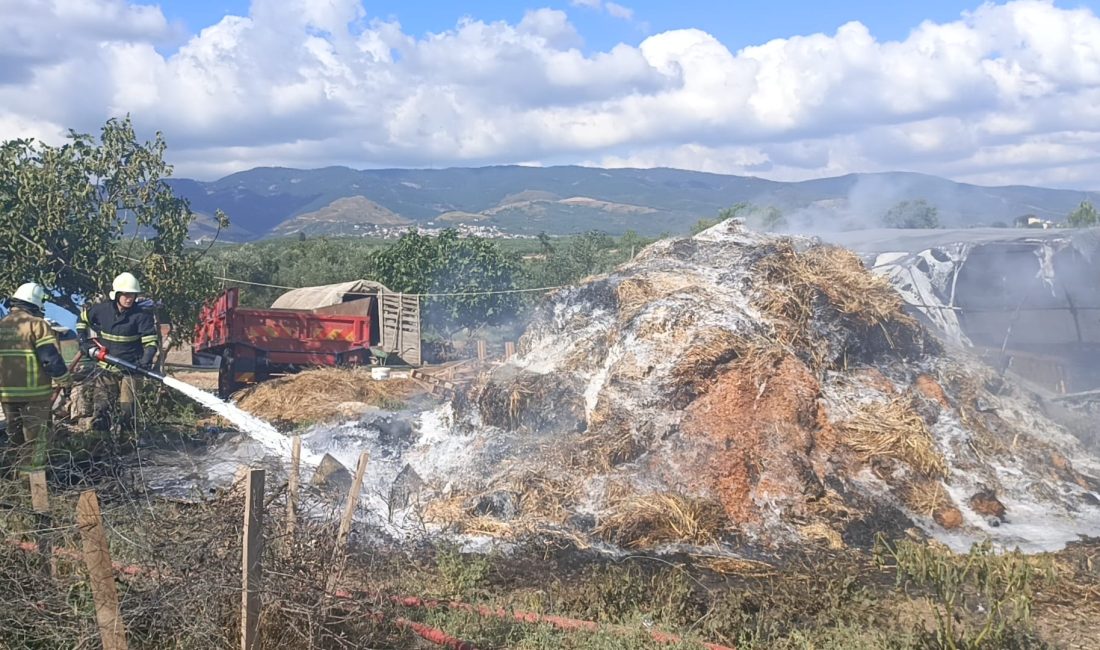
[193, 281, 421, 396]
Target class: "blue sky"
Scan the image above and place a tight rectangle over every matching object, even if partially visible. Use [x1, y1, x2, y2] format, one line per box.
[158, 0, 1055, 52]
[5, 0, 1100, 189]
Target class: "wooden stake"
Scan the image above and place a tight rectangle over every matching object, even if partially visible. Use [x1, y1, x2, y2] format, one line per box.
[241, 469, 265, 650]
[27, 470, 58, 576]
[76, 491, 128, 650]
[28, 469, 49, 513]
[336, 452, 370, 554]
[476, 339, 487, 362]
[28, 470, 56, 577]
[504, 341, 516, 360]
[286, 436, 301, 541]
[326, 452, 370, 596]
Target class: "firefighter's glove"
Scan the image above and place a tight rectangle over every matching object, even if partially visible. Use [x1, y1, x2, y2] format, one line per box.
[53, 373, 74, 389]
[138, 349, 156, 370]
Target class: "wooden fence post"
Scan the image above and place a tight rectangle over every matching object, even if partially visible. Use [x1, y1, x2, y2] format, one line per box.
[336, 452, 370, 555]
[28, 470, 56, 577]
[286, 436, 301, 541]
[326, 452, 369, 596]
[76, 491, 128, 650]
[504, 341, 516, 361]
[476, 340, 487, 362]
[241, 469, 265, 650]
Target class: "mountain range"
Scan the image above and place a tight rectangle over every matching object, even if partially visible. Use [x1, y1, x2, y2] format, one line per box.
[167, 165, 1100, 241]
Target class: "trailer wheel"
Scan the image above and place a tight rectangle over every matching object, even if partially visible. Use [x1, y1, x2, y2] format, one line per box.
[217, 351, 239, 398]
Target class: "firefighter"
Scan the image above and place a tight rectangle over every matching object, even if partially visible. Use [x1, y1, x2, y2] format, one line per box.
[76, 272, 159, 433]
[0, 283, 72, 475]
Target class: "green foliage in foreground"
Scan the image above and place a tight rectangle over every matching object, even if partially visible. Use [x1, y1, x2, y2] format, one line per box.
[0, 117, 223, 340]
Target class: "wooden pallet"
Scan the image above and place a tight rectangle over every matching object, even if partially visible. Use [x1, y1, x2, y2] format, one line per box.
[410, 368, 458, 397]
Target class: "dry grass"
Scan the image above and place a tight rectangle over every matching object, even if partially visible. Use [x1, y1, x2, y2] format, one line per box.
[511, 472, 581, 522]
[902, 480, 953, 518]
[420, 471, 583, 542]
[753, 241, 926, 369]
[614, 272, 698, 322]
[806, 489, 862, 523]
[232, 367, 427, 425]
[569, 426, 644, 473]
[758, 243, 912, 326]
[690, 554, 777, 577]
[595, 491, 727, 549]
[799, 522, 846, 550]
[840, 397, 948, 478]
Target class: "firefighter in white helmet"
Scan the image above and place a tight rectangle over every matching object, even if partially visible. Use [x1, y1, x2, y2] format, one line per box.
[0, 283, 72, 475]
[76, 272, 159, 434]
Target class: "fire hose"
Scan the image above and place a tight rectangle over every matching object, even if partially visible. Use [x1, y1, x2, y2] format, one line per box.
[90, 347, 168, 383]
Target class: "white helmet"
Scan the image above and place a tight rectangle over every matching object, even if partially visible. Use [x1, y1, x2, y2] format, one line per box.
[11, 283, 47, 309]
[110, 272, 142, 300]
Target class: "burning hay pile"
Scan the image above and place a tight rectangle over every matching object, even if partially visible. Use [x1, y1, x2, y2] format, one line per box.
[428, 221, 1100, 551]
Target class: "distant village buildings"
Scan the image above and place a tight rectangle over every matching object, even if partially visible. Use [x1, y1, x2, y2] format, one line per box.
[1013, 214, 1056, 229]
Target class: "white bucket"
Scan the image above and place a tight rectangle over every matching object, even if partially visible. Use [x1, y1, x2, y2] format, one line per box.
[370, 367, 391, 381]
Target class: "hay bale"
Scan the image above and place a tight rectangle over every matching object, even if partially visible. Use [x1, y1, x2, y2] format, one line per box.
[475, 367, 586, 433]
[232, 368, 425, 425]
[596, 491, 727, 549]
[753, 241, 933, 370]
[839, 396, 948, 479]
[680, 354, 823, 523]
[614, 272, 699, 322]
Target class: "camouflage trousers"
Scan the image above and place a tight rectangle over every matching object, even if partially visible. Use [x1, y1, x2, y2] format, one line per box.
[1, 399, 51, 473]
[90, 371, 143, 434]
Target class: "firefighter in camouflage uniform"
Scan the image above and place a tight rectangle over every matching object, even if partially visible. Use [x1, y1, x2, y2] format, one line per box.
[0, 283, 72, 475]
[76, 272, 159, 433]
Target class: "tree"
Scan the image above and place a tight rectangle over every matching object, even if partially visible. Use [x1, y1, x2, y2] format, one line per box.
[527, 230, 620, 287]
[1066, 200, 1099, 228]
[0, 117, 225, 340]
[369, 229, 522, 334]
[698, 202, 788, 233]
[690, 217, 722, 235]
[619, 229, 644, 259]
[882, 199, 941, 229]
[692, 202, 746, 234]
[754, 206, 788, 231]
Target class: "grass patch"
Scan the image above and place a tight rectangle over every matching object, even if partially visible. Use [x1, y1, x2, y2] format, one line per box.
[0, 465, 1094, 650]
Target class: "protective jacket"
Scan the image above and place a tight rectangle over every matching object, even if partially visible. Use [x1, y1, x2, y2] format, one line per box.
[76, 301, 158, 366]
[0, 306, 71, 402]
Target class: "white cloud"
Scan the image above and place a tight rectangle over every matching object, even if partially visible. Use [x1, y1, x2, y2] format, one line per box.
[3, 0, 1100, 188]
[569, 0, 636, 22]
[604, 3, 634, 20]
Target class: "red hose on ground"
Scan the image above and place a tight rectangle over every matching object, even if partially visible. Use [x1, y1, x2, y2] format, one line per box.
[7, 539, 480, 650]
[393, 617, 480, 650]
[11, 540, 150, 577]
[10, 539, 731, 649]
[391, 595, 737, 650]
